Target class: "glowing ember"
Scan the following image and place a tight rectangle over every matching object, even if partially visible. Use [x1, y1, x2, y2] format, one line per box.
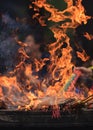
[84, 32, 93, 40]
[0, 0, 93, 111]
[76, 50, 90, 62]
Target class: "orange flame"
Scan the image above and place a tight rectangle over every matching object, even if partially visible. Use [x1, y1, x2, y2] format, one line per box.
[77, 50, 90, 61]
[84, 32, 93, 40]
[0, 0, 92, 110]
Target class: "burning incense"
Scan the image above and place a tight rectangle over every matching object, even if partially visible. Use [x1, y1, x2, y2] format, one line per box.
[63, 70, 82, 92]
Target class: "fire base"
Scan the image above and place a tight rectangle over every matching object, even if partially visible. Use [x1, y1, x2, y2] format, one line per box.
[0, 109, 93, 127]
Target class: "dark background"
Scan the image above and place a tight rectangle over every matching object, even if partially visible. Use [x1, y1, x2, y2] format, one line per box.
[0, 0, 30, 18]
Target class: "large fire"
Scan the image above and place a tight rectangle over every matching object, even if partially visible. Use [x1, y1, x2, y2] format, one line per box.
[0, 0, 93, 112]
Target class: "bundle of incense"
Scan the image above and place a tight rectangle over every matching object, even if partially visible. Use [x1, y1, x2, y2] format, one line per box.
[69, 95, 93, 109]
[81, 94, 93, 104]
[63, 70, 82, 92]
[89, 66, 93, 70]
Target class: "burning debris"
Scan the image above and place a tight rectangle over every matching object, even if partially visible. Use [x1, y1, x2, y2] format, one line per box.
[0, 0, 93, 117]
[84, 32, 93, 41]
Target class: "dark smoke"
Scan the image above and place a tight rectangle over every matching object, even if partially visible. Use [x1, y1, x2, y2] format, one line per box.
[0, 14, 30, 74]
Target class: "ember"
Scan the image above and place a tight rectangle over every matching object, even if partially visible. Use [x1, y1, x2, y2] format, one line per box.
[0, 0, 93, 117]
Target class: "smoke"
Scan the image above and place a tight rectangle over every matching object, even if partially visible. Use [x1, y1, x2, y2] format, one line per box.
[0, 13, 29, 73]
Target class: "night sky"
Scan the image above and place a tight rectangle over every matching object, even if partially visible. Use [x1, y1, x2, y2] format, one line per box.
[0, 0, 30, 18]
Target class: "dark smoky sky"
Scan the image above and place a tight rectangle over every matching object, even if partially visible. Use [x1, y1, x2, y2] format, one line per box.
[0, 0, 31, 18]
[82, 0, 93, 16]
